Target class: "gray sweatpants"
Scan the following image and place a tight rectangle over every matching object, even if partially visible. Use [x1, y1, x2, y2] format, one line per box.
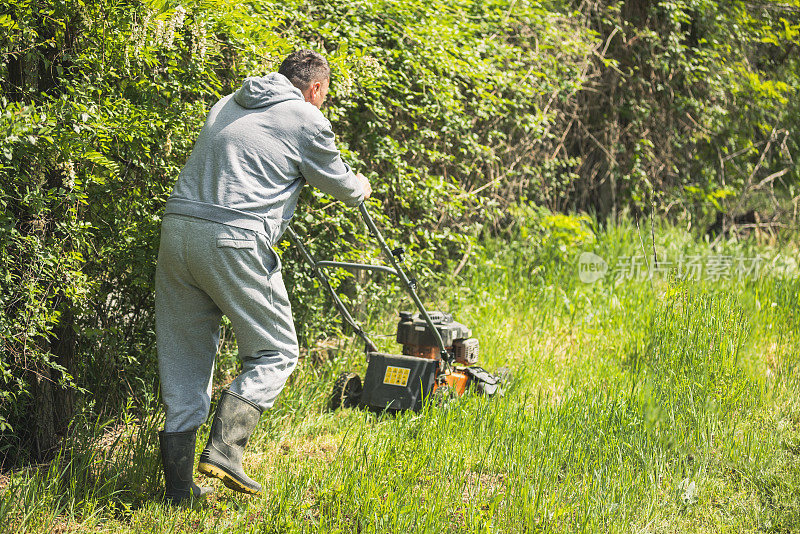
[155, 214, 299, 432]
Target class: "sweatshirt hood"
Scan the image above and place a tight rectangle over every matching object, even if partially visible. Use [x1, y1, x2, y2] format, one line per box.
[233, 73, 304, 109]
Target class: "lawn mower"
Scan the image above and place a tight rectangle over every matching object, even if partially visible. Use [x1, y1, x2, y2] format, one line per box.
[285, 202, 502, 412]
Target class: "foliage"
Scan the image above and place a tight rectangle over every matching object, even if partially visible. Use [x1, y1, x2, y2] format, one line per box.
[567, 0, 800, 225]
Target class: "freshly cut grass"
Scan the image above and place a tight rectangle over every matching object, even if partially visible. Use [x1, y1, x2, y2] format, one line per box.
[1, 222, 799, 533]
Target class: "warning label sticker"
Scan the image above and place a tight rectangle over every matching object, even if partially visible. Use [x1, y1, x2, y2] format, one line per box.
[383, 366, 410, 387]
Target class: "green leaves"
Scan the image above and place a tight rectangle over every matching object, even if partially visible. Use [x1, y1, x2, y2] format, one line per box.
[83, 151, 120, 179]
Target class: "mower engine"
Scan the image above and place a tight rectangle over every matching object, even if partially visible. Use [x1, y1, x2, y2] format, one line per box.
[337, 311, 501, 412]
[397, 311, 479, 365]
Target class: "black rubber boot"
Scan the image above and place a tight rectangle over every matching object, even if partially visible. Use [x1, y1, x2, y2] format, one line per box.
[158, 429, 213, 506]
[197, 390, 263, 495]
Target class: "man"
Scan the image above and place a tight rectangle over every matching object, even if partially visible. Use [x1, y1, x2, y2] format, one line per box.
[155, 50, 371, 504]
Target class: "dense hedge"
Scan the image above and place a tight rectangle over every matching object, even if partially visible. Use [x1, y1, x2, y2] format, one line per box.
[1, 0, 797, 462]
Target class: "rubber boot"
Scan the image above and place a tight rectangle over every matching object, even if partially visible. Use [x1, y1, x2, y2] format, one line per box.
[197, 389, 263, 495]
[158, 429, 213, 506]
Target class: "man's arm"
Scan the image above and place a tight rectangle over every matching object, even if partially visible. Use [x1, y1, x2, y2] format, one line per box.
[299, 122, 371, 206]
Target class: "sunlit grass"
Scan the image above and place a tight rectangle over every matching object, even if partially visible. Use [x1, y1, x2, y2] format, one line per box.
[1, 221, 799, 533]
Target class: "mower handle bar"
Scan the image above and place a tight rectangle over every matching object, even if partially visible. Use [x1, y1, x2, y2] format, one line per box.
[284, 225, 379, 353]
[284, 202, 451, 363]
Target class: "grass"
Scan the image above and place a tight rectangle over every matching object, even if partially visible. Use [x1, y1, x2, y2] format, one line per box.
[1, 217, 799, 533]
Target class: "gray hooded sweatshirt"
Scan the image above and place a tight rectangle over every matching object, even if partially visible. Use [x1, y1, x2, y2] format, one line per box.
[165, 73, 364, 244]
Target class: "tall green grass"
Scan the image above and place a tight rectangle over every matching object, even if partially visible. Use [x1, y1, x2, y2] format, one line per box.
[0, 399, 163, 532]
[1, 219, 798, 533]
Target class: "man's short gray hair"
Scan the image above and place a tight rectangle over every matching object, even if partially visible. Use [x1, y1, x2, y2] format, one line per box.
[278, 50, 330, 91]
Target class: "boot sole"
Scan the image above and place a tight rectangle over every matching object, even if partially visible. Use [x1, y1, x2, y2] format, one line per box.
[198, 462, 261, 495]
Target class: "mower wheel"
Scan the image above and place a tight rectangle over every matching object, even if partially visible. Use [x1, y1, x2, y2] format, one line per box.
[329, 372, 362, 410]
